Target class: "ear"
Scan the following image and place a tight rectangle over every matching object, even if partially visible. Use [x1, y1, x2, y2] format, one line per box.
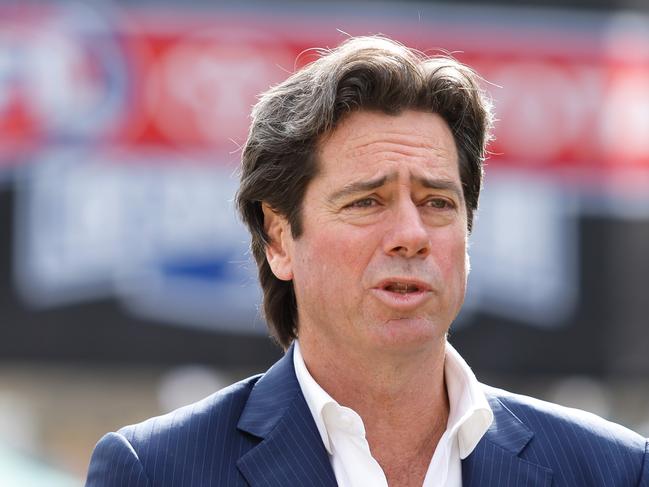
[262, 203, 294, 281]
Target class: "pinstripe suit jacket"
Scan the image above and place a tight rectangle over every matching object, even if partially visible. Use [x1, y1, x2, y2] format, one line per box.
[86, 346, 649, 486]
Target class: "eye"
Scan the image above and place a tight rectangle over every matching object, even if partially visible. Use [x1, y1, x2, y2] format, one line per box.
[346, 197, 379, 209]
[425, 198, 455, 210]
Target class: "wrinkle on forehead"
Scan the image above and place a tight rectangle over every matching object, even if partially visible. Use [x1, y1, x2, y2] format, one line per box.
[330, 115, 457, 161]
[316, 111, 460, 182]
[345, 139, 456, 164]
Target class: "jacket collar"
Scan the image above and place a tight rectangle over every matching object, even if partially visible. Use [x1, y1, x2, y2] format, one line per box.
[462, 388, 553, 487]
[237, 347, 553, 487]
[236, 344, 337, 486]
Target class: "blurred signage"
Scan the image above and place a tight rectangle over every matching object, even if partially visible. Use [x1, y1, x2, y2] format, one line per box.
[1, 3, 649, 177]
[0, 3, 130, 164]
[0, 3, 297, 162]
[14, 149, 264, 332]
[2, 2, 648, 333]
[461, 171, 579, 327]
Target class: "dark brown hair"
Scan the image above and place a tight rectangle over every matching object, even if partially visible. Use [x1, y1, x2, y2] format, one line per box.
[236, 36, 494, 349]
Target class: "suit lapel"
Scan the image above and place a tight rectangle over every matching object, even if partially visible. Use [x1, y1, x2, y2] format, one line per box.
[462, 391, 553, 487]
[236, 350, 554, 487]
[236, 345, 337, 487]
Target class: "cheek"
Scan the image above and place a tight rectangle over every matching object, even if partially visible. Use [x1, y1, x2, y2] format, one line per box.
[436, 232, 468, 283]
[292, 237, 334, 293]
[298, 230, 369, 291]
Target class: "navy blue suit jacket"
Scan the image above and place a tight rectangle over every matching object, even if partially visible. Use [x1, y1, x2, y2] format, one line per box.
[86, 346, 649, 486]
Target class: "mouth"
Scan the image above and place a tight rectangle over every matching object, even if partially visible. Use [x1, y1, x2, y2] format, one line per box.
[383, 282, 423, 294]
[377, 279, 431, 294]
[372, 279, 432, 311]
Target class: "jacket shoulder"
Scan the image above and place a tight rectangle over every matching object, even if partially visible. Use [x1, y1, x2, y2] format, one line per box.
[484, 384, 645, 446]
[483, 384, 649, 485]
[115, 374, 262, 485]
[121, 374, 261, 447]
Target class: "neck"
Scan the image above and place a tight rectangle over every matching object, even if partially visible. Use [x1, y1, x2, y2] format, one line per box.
[298, 335, 449, 482]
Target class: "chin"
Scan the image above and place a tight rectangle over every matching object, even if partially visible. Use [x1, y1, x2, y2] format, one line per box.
[370, 317, 448, 351]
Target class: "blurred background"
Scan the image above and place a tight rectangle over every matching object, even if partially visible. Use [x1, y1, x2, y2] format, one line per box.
[1, 0, 648, 484]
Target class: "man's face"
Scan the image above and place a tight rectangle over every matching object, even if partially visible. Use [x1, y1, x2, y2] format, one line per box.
[265, 110, 468, 359]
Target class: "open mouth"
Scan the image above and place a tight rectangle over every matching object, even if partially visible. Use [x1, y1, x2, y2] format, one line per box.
[383, 282, 423, 294]
[373, 279, 431, 309]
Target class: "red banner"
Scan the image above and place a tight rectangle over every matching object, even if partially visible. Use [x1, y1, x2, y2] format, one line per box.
[1, 4, 648, 177]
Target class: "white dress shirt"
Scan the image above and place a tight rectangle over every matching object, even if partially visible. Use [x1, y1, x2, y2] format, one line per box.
[293, 341, 493, 487]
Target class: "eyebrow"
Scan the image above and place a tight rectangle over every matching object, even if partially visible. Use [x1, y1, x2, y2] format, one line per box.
[414, 176, 464, 202]
[327, 174, 396, 203]
[327, 172, 464, 203]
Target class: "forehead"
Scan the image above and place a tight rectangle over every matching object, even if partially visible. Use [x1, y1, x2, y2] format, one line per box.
[316, 110, 459, 183]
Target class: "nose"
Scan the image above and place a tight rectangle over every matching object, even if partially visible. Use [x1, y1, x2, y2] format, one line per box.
[383, 199, 430, 258]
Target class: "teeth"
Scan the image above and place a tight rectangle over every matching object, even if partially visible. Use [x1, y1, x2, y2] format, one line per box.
[386, 283, 418, 293]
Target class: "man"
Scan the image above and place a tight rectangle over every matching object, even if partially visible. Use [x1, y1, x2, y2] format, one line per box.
[86, 36, 648, 486]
